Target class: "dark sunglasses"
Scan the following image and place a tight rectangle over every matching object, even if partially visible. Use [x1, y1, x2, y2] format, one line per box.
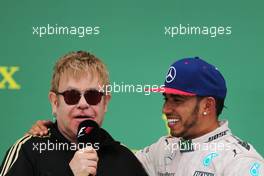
[55, 89, 104, 105]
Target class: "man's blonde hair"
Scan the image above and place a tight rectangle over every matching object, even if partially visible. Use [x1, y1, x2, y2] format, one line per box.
[50, 51, 109, 92]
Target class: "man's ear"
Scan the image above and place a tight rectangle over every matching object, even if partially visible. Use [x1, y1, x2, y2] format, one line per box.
[200, 97, 216, 116]
[103, 94, 111, 113]
[49, 92, 58, 116]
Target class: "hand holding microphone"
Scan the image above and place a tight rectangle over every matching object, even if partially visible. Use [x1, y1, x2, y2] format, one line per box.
[69, 120, 100, 176]
[69, 146, 98, 176]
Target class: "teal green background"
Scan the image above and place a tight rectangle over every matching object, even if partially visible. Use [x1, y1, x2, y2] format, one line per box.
[1, 0, 263, 161]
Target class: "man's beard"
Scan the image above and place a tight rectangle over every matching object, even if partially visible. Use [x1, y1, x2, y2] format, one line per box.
[170, 102, 200, 138]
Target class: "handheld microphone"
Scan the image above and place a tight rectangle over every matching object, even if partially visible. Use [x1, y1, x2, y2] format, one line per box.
[77, 120, 100, 149]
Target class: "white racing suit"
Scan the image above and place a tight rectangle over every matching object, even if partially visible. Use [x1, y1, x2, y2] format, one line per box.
[136, 120, 264, 176]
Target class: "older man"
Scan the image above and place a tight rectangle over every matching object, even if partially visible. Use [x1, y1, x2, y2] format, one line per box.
[0, 51, 147, 176]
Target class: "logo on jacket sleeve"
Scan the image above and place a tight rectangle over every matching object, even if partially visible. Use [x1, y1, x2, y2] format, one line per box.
[250, 162, 260, 176]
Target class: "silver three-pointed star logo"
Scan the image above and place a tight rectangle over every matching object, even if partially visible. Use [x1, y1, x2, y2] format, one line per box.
[166, 66, 176, 83]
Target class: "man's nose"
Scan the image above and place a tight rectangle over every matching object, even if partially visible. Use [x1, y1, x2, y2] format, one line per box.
[162, 101, 173, 114]
[77, 95, 90, 109]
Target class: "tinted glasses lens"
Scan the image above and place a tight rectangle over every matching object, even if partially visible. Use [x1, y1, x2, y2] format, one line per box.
[84, 90, 103, 105]
[62, 90, 81, 105]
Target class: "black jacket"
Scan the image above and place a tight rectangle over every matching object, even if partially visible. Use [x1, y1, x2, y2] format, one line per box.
[0, 123, 148, 176]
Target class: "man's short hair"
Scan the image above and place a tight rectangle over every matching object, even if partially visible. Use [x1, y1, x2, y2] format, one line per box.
[214, 97, 225, 117]
[50, 51, 109, 92]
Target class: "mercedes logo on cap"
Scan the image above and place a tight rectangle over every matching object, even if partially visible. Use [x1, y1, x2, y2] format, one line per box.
[166, 66, 176, 83]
